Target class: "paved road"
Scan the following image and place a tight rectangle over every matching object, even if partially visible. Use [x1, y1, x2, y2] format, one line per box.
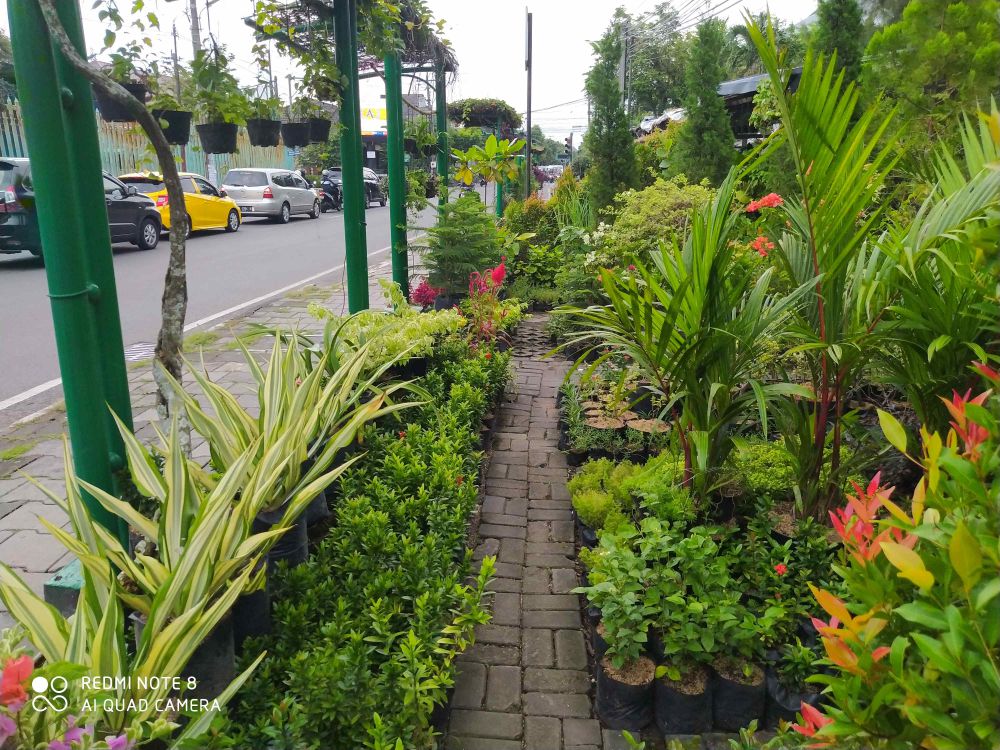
[0, 205, 412, 404]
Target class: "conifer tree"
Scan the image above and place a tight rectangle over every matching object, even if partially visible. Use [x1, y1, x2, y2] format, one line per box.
[673, 19, 736, 186]
[815, 0, 864, 81]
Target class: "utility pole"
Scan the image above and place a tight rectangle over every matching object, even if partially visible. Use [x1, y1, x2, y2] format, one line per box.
[188, 0, 202, 56]
[172, 23, 187, 170]
[267, 42, 276, 99]
[524, 8, 533, 200]
[286, 73, 294, 113]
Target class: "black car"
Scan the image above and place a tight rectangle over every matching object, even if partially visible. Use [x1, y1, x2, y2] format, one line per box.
[0, 158, 162, 257]
[324, 166, 386, 208]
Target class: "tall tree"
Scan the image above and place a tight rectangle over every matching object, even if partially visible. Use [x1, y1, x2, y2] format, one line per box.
[628, 3, 690, 116]
[865, 0, 1000, 154]
[815, 0, 864, 81]
[673, 19, 735, 186]
[725, 13, 806, 78]
[583, 21, 637, 212]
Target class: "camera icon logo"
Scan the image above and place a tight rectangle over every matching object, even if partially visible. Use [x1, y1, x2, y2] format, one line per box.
[30, 675, 68, 713]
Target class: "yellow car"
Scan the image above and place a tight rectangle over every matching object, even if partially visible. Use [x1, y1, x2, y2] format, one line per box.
[118, 171, 241, 234]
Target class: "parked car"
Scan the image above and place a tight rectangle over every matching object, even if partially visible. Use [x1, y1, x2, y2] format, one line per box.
[363, 167, 386, 208]
[119, 171, 241, 235]
[319, 167, 385, 209]
[221, 168, 320, 223]
[0, 158, 161, 257]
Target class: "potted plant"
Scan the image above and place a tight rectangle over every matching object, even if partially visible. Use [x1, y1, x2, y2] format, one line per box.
[95, 41, 150, 122]
[148, 90, 193, 146]
[765, 639, 823, 727]
[421, 192, 501, 302]
[246, 89, 283, 147]
[576, 527, 657, 731]
[190, 47, 250, 154]
[710, 598, 773, 732]
[281, 97, 319, 148]
[404, 117, 437, 157]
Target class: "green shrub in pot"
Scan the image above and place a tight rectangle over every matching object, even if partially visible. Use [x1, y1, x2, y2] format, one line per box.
[190, 47, 250, 153]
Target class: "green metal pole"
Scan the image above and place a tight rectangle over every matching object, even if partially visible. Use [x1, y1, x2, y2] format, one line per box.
[8, 0, 128, 545]
[384, 51, 408, 296]
[335, 0, 368, 312]
[53, 0, 134, 449]
[494, 119, 504, 218]
[434, 50, 448, 202]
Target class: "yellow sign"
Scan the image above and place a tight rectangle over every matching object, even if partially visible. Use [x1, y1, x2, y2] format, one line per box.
[360, 106, 388, 136]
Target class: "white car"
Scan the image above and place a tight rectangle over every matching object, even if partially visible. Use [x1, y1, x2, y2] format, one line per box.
[221, 168, 320, 224]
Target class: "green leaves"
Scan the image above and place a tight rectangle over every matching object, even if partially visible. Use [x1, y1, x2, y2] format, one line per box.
[948, 521, 982, 591]
[877, 409, 908, 454]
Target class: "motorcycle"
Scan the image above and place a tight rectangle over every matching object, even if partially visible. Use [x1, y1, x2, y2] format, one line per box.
[318, 179, 343, 212]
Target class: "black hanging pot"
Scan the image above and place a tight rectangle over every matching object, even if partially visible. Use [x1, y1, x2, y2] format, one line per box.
[281, 121, 311, 148]
[308, 117, 332, 143]
[151, 109, 192, 145]
[94, 82, 148, 122]
[196, 122, 238, 154]
[654, 664, 713, 735]
[596, 655, 655, 731]
[711, 660, 766, 732]
[247, 117, 281, 147]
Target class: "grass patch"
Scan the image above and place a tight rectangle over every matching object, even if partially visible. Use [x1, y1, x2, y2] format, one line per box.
[184, 331, 221, 349]
[223, 329, 269, 350]
[0, 440, 39, 461]
[283, 284, 327, 300]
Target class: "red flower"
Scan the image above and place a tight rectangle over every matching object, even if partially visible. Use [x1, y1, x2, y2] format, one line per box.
[455, 475, 465, 486]
[774, 563, 788, 576]
[791, 702, 833, 746]
[398, 430, 406, 440]
[485, 351, 492, 360]
[1, 655, 32, 710]
[745, 193, 784, 213]
[627, 264, 636, 271]
[410, 279, 442, 308]
[490, 262, 507, 287]
[750, 234, 775, 257]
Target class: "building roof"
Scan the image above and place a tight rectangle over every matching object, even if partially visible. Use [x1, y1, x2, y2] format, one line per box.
[718, 68, 802, 99]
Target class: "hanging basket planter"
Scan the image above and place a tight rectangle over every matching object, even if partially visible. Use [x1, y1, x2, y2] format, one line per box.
[151, 109, 192, 146]
[196, 122, 238, 154]
[281, 121, 311, 148]
[246, 118, 281, 147]
[94, 82, 148, 123]
[308, 117, 332, 143]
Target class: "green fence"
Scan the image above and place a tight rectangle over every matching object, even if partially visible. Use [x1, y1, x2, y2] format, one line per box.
[0, 102, 294, 181]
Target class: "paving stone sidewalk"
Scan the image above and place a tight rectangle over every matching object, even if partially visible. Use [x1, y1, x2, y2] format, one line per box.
[446, 317, 628, 750]
[0, 258, 398, 629]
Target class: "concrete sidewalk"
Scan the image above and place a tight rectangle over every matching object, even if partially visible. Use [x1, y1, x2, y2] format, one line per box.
[0, 257, 398, 629]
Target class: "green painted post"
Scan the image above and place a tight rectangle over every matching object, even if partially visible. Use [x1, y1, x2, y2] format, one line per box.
[495, 119, 504, 218]
[384, 51, 408, 296]
[8, 0, 128, 545]
[53, 0, 135, 450]
[335, 0, 369, 312]
[434, 50, 449, 202]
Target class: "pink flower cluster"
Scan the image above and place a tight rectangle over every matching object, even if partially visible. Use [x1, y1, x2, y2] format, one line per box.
[751, 234, 775, 257]
[410, 278, 442, 309]
[745, 193, 784, 212]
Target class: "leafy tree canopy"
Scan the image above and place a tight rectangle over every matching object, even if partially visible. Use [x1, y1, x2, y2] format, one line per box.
[448, 97, 521, 132]
[815, 0, 864, 81]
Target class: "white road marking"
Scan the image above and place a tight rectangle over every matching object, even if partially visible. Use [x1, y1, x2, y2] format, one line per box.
[0, 244, 394, 412]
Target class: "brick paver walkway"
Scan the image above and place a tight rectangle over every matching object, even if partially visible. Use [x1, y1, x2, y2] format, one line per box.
[446, 317, 629, 750]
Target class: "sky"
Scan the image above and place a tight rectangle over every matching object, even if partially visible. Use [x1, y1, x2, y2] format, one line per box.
[0, 0, 818, 141]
